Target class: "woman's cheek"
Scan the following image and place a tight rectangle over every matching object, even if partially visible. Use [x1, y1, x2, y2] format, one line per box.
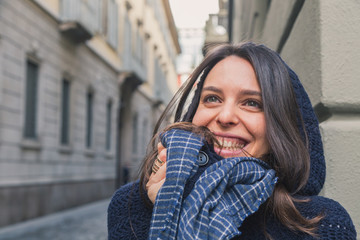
[192, 107, 212, 126]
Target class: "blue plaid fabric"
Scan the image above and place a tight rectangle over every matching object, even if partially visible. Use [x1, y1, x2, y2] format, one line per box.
[148, 129, 277, 240]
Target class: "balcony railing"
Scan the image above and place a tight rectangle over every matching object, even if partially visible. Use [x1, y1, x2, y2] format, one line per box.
[59, 0, 101, 43]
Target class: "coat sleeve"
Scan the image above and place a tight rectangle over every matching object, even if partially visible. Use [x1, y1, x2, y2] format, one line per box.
[299, 196, 357, 240]
[107, 181, 153, 240]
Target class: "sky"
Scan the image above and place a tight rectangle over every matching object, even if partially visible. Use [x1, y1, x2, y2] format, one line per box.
[169, 0, 219, 28]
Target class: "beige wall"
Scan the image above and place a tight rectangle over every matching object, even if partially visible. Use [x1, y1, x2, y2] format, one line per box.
[231, 0, 360, 233]
[0, 0, 119, 226]
[117, 0, 180, 182]
[282, 1, 360, 233]
[0, 0, 180, 226]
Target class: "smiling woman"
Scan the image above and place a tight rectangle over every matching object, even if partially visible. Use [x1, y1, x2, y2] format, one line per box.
[192, 56, 269, 159]
[107, 42, 356, 240]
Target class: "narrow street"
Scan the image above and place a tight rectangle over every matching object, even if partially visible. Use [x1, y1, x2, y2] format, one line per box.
[0, 199, 109, 240]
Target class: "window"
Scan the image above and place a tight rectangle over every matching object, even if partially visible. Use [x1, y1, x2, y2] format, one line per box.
[136, 30, 142, 61]
[142, 37, 148, 68]
[132, 113, 138, 153]
[154, 57, 163, 97]
[24, 60, 39, 139]
[123, 15, 132, 67]
[142, 118, 148, 155]
[132, 27, 137, 57]
[139, 35, 146, 66]
[107, 0, 118, 48]
[60, 78, 71, 145]
[105, 99, 112, 151]
[100, 0, 118, 48]
[86, 90, 94, 148]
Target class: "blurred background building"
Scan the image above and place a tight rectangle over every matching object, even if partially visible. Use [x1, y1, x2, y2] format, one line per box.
[203, 0, 228, 54]
[175, 28, 204, 86]
[0, 0, 180, 227]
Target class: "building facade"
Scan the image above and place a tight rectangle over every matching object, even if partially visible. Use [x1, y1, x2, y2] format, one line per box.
[227, 0, 360, 233]
[203, 0, 228, 54]
[176, 28, 205, 86]
[0, 0, 180, 227]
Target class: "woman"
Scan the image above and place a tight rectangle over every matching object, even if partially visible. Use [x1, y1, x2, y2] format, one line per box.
[108, 42, 356, 239]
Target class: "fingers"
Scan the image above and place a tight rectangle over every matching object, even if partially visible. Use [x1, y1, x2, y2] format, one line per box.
[155, 147, 166, 177]
[158, 147, 166, 164]
[149, 147, 167, 183]
[147, 178, 165, 204]
[146, 142, 167, 204]
[157, 142, 165, 155]
[146, 162, 167, 204]
[150, 162, 167, 182]
[151, 143, 166, 175]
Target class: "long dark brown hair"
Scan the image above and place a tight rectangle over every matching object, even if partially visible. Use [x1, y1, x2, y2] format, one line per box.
[139, 42, 322, 237]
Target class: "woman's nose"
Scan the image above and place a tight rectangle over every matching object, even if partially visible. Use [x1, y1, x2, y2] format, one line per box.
[216, 104, 240, 127]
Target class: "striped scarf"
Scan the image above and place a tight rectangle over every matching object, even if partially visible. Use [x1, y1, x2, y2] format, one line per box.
[149, 129, 277, 240]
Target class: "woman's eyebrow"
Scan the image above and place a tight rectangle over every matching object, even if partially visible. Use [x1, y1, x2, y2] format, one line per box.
[240, 90, 262, 97]
[203, 86, 262, 97]
[202, 86, 222, 93]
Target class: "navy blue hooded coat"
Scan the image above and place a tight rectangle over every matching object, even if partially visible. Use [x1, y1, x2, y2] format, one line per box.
[107, 53, 356, 240]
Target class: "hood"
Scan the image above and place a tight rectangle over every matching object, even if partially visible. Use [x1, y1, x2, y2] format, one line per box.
[180, 57, 326, 196]
[286, 65, 326, 196]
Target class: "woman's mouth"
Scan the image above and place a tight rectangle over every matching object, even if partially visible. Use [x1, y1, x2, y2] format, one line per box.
[213, 136, 247, 158]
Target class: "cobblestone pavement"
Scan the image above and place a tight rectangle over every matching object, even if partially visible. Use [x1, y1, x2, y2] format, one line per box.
[0, 199, 110, 240]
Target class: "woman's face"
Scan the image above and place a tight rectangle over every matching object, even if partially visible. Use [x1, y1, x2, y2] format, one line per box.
[192, 56, 270, 159]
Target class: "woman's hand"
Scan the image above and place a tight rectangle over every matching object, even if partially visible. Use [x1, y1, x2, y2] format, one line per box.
[146, 142, 167, 204]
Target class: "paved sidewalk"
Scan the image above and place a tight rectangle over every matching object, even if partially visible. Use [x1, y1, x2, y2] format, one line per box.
[0, 199, 110, 240]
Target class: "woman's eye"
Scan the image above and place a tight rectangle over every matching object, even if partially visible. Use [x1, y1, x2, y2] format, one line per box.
[204, 95, 220, 103]
[245, 100, 262, 109]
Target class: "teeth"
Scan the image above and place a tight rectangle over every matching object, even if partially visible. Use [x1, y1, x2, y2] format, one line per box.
[216, 138, 245, 150]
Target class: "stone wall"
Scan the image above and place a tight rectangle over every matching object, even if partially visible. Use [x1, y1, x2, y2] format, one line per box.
[229, 0, 360, 233]
[0, 0, 118, 226]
